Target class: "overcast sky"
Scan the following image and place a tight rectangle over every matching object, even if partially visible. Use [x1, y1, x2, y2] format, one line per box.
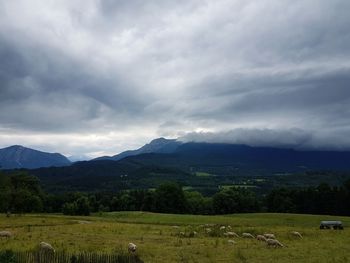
[1, 0, 350, 159]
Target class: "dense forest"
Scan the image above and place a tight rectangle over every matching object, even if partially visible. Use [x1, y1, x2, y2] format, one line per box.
[1, 171, 350, 216]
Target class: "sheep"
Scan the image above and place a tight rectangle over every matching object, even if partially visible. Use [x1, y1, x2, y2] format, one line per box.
[227, 226, 232, 230]
[220, 226, 226, 231]
[264, 233, 276, 239]
[228, 239, 236, 245]
[0, 231, 12, 238]
[291, 231, 302, 238]
[242, 232, 255, 238]
[128, 243, 137, 253]
[256, 235, 267, 242]
[224, 231, 240, 238]
[39, 242, 55, 253]
[179, 232, 185, 237]
[77, 220, 91, 224]
[172, 225, 180, 229]
[266, 238, 284, 248]
[205, 228, 212, 234]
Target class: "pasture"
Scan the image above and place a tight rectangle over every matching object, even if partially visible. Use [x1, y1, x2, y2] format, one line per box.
[0, 212, 349, 262]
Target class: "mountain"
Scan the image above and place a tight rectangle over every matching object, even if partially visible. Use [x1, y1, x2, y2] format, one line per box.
[120, 142, 350, 175]
[0, 145, 71, 169]
[25, 141, 350, 193]
[94, 137, 182, 161]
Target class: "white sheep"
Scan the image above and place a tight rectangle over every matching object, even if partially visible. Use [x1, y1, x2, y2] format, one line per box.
[264, 233, 276, 239]
[40, 242, 55, 253]
[266, 238, 284, 248]
[224, 231, 240, 238]
[0, 231, 12, 238]
[256, 235, 267, 242]
[228, 239, 236, 245]
[220, 226, 226, 231]
[205, 228, 212, 234]
[128, 243, 137, 253]
[291, 231, 302, 238]
[242, 232, 255, 238]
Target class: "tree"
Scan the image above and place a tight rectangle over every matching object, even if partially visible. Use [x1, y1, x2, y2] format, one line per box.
[0, 172, 44, 213]
[213, 187, 259, 214]
[62, 196, 90, 216]
[154, 183, 187, 213]
[185, 191, 213, 214]
[75, 196, 90, 216]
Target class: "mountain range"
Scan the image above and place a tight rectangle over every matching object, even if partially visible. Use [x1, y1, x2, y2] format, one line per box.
[0, 145, 71, 169]
[1, 138, 350, 173]
[2, 139, 350, 192]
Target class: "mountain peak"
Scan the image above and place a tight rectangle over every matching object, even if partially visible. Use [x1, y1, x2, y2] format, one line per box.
[6, 145, 25, 149]
[94, 137, 182, 162]
[0, 145, 71, 169]
[149, 137, 177, 145]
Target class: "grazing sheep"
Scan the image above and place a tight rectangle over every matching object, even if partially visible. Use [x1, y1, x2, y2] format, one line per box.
[256, 235, 267, 242]
[220, 226, 226, 231]
[205, 228, 212, 234]
[0, 231, 12, 238]
[264, 233, 276, 239]
[40, 242, 55, 253]
[228, 239, 236, 245]
[266, 238, 284, 248]
[291, 231, 302, 238]
[224, 231, 240, 238]
[128, 243, 137, 253]
[242, 233, 255, 238]
[172, 226, 180, 229]
[77, 220, 91, 224]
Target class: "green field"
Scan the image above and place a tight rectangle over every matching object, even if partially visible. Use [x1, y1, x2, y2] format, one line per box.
[0, 212, 349, 262]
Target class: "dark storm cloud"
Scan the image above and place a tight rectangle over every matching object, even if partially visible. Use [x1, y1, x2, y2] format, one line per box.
[0, 33, 149, 132]
[0, 0, 350, 156]
[179, 129, 314, 149]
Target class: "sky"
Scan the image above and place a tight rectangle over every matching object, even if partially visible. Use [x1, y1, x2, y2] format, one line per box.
[1, 0, 350, 159]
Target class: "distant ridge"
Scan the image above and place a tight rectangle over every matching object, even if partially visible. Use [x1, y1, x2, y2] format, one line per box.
[94, 137, 182, 161]
[0, 145, 71, 169]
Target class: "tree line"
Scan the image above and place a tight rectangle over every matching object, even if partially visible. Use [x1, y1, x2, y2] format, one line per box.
[1, 171, 350, 216]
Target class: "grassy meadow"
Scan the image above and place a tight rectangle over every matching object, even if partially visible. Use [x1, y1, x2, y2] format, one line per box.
[0, 212, 349, 263]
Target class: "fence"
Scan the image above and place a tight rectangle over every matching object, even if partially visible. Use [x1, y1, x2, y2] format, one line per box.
[0, 250, 144, 263]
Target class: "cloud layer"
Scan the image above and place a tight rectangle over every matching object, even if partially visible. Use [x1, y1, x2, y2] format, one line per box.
[1, 0, 350, 157]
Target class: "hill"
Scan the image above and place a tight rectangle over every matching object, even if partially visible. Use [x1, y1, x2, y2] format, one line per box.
[0, 145, 71, 169]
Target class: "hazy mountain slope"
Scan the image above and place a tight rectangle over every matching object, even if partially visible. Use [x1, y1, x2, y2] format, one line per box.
[94, 138, 182, 161]
[0, 145, 71, 169]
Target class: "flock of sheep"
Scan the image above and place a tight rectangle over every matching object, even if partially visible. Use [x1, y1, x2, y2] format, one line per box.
[0, 223, 304, 255]
[0, 230, 138, 254]
[172, 224, 303, 248]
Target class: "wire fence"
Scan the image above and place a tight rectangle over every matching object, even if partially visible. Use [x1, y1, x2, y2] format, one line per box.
[0, 250, 144, 263]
